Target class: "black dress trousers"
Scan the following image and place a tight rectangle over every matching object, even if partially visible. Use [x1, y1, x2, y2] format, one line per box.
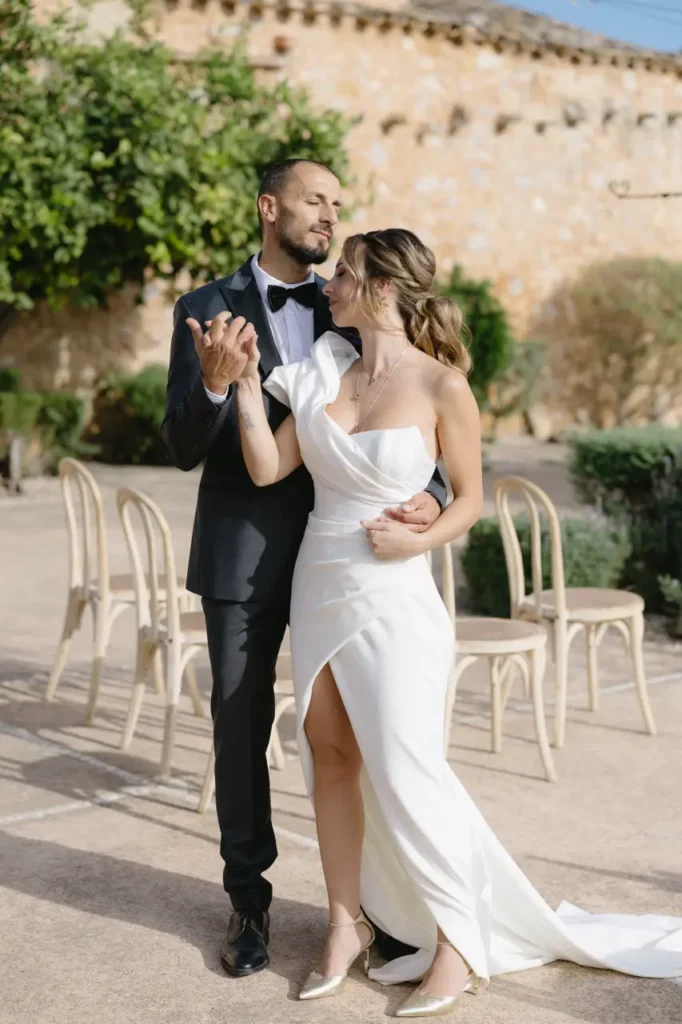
[202, 594, 290, 913]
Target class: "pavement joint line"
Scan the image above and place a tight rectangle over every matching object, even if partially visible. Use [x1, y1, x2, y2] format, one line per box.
[0, 784, 165, 826]
[455, 670, 682, 724]
[0, 719, 320, 849]
[1, 671, 680, 836]
[0, 722, 159, 785]
[1, 667, 680, 780]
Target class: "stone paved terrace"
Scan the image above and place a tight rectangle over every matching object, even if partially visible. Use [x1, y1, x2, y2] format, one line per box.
[1, 441, 681, 1024]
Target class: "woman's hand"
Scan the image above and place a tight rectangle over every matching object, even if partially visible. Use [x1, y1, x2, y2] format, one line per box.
[360, 517, 428, 561]
[240, 326, 260, 379]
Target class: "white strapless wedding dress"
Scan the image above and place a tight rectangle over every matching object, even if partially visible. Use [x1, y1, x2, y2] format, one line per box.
[264, 332, 682, 987]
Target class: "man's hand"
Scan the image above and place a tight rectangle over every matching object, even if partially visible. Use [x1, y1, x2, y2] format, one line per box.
[186, 311, 256, 395]
[360, 517, 427, 561]
[384, 491, 441, 533]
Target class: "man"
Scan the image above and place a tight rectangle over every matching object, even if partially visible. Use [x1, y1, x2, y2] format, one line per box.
[162, 159, 446, 978]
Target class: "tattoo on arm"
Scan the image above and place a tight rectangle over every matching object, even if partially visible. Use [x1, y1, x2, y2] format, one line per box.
[239, 410, 255, 430]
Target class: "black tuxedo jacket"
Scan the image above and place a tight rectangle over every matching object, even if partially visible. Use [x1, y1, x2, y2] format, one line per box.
[162, 257, 447, 602]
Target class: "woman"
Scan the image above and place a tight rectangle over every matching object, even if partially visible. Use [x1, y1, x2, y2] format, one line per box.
[235, 229, 682, 1017]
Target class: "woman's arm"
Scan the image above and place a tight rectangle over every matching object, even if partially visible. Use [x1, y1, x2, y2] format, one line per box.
[362, 371, 482, 558]
[236, 336, 303, 486]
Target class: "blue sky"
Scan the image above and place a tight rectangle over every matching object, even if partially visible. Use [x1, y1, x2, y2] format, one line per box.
[502, 1, 682, 52]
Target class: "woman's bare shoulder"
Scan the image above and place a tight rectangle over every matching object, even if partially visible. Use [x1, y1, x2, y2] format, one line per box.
[427, 360, 475, 411]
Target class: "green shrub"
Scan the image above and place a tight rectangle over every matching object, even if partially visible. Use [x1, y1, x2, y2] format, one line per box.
[89, 364, 168, 465]
[438, 266, 514, 408]
[461, 515, 631, 618]
[0, 380, 91, 472]
[0, 391, 43, 437]
[0, 367, 21, 392]
[37, 392, 95, 465]
[569, 426, 682, 609]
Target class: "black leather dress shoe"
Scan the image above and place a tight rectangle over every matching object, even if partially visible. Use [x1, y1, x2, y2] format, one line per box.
[367, 916, 417, 962]
[221, 910, 270, 977]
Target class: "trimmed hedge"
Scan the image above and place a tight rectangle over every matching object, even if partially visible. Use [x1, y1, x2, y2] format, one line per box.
[461, 515, 631, 618]
[569, 427, 682, 609]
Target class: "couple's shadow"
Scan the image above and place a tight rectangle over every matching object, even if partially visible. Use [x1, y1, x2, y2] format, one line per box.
[0, 829, 392, 1005]
[1, 831, 667, 1021]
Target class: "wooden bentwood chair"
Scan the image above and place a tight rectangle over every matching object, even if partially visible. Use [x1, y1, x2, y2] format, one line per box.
[45, 459, 170, 721]
[427, 543, 557, 783]
[116, 486, 207, 778]
[115, 485, 294, 807]
[494, 476, 657, 749]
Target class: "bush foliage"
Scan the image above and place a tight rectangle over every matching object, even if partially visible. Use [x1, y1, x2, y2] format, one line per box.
[569, 426, 682, 609]
[438, 266, 514, 408]
[461, 515, 630, 618]
[87, 364, 168, 465]
[0, 369, 91, 470]
[0, 0, 352, 313]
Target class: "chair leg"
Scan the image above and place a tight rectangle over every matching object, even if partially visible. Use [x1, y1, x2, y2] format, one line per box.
[151, 647, 165, 697]
[45, 593, 85, 701]
[160, 642, 182, 780]
[490, 656, 503, 754]
[184, 659, 205, 718]
[627, 612, 657, 736]
[267, 694, 295, 771]
[267, 725, 286, 772]
[197, 743, 216, 814]
[443, 655, 478, 755]
[529, 643, 557, 782]
[553, 618, 569, 749]
[120, 637, 152, 751]
[585, 624, 599, 711]
[84, 598, 111, 726]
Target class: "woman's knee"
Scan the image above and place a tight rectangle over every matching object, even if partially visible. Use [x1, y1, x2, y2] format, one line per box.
[311, 736, 362, 782]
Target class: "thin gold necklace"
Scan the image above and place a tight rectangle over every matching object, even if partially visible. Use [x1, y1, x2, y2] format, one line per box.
[351, 346, 407, 434]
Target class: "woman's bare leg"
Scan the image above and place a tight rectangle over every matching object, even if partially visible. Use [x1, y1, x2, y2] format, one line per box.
[304, 663, 372, 974]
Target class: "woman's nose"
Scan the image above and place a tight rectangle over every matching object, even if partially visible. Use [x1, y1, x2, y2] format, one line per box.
[322, 281, 332, 297]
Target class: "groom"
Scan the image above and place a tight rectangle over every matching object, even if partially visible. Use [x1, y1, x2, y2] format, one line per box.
[162, 159, 446, 977]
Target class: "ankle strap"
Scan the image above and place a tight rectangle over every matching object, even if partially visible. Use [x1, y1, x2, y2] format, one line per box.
[330, 911, 366, 928]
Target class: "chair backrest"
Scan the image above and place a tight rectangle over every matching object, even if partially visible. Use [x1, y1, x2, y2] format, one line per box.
[116, 486, 181, 639]
[58, 457, 109, 594]
[494, 475, 567, 619]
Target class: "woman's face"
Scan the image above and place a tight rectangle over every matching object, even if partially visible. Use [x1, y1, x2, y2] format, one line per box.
[322, 259, 362, 328]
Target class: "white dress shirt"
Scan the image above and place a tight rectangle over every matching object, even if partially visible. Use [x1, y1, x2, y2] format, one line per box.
[205, 254, 316, 404]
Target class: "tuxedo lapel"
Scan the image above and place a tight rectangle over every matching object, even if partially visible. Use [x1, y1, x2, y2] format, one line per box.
[218, 260, 282, 381]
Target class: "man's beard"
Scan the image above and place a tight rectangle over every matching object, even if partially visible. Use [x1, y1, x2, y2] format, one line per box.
[278, 223, 330, 266]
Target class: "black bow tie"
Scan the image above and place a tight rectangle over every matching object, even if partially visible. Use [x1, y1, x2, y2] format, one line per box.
[267, 282, 317, 314]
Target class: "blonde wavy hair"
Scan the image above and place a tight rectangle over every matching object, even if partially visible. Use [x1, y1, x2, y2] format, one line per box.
[340, 229, 472, 374]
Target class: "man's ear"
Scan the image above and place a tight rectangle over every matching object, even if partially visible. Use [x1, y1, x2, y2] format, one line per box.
[258, 194, 277, 225]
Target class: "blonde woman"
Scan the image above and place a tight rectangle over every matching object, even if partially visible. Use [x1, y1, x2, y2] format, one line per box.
[233, 229, 682, 1017]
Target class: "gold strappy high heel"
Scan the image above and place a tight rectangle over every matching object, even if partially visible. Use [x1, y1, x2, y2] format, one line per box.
[298, 910, 375, 1001]
[395, 942, 480, 1018]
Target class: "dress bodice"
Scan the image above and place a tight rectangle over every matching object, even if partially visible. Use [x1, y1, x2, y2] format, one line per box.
[264, 332, 436, 524]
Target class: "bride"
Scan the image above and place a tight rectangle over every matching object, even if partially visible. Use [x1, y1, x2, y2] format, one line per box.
[234, 228, 682, 1017]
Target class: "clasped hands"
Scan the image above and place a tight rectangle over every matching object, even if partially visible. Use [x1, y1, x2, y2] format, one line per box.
[186, 310, 260, 395]
[186, 310, 439, 556]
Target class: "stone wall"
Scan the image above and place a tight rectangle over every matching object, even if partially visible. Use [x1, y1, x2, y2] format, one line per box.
[10, 0, 682, 430]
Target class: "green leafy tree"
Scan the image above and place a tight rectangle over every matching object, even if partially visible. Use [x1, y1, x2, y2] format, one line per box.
[438, 266, 515, 408]
[0, 0, 352, 319]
